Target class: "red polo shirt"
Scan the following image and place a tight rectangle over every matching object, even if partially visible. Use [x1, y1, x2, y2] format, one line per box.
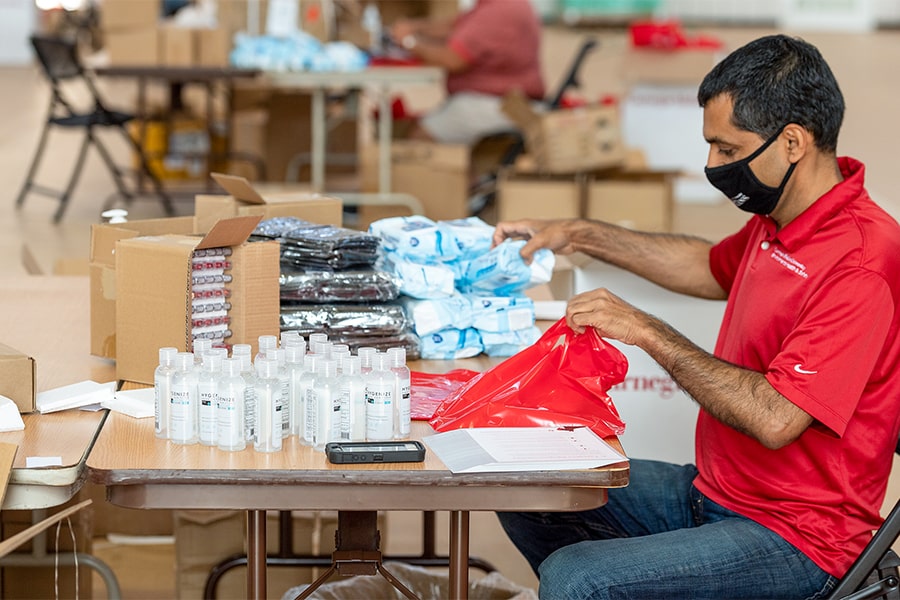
[697, 157, 900, 577]
[446, 0, 545, 100]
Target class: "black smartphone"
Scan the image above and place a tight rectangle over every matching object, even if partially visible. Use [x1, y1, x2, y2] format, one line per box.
[325, 441, 426, 464]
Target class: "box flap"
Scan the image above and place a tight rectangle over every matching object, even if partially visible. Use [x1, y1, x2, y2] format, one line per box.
[210, 173, 267, 205]
[500, 89, 540, 130]
[195, 215, 263, 250]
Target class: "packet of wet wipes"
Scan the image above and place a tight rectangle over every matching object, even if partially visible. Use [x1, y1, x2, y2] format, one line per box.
[379, 255, 456, 299]
[469, 295, 535, 333]
[460, 240, 554, 296]
[420, 328, 484, 360]
[370, 215, 459, 263]
[403, 295, 474, 336]
[481, 326, 542, 357]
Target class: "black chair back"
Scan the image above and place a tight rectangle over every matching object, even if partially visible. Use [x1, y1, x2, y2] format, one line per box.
[30, 35, 83, 82]
[829, 437, 900, 599]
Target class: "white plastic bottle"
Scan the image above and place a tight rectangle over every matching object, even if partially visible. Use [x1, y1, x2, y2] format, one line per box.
[217, 357, 246, 452]
[299, 354, 321, 445]
[284, 345, 306, 438]
[340, 355, 367, 442]
[154, 347, 178, 440]
[265, 347, 291, 439]
[169, 352, 198, 445]
[237, 350, 257, 443]
[312, 359, 341, 451]
[193, 339, 213, 365]
[387, 347, 412, 439]
[253, 357, 282, 453]
[197, 352, 223, 446]
[255, 334, 278, 364]
[280, 330, 305, 350]
[357, 346, 377, 374]
[366, 353, 394, 441]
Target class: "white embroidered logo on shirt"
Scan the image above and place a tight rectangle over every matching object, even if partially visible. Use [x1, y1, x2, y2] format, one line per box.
[770, 248, 809, 279]
[793, 364, 818, 375]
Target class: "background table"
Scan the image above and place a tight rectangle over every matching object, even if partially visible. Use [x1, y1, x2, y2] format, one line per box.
[266, 67, 443, 197]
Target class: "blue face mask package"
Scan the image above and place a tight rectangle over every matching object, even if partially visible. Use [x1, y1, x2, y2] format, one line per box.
[480, 326, 542, 357]
[403, 295, 474, 336]
[379, 255, 457, 300]
[420, 328, 484, 360]
[437, 217, 494, 262]
[469, 296, 535, 333]
[369, 215, 459, 263]
[460, 240, 555, 296]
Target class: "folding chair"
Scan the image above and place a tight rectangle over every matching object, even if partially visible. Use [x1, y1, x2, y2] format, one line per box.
[16, 34, 173, 223]
[829, 437, 900, 600]
[469, 37, 600, 215]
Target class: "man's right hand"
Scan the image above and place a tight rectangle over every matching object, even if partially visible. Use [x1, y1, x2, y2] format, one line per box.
[492, 219, 580, 262]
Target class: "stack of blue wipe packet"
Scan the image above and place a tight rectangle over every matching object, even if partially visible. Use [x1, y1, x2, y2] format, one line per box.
[369, 216, 553, 359]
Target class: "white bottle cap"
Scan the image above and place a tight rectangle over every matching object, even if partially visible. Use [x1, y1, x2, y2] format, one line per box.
[159, 347, 178, 366]
[223, 357, 242, 378]
[256, 357, 279, 379]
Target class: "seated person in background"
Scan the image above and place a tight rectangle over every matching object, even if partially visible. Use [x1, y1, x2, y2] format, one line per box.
[387, 0, 544, 145]
[492, 34, 900, 599]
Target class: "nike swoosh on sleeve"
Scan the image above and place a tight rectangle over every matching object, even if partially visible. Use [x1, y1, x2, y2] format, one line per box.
[793, 364, 818, 375]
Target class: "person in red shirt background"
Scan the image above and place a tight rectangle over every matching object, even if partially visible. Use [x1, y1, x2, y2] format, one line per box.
[388, 0, 545, 145]
[493, 34, 900, 599]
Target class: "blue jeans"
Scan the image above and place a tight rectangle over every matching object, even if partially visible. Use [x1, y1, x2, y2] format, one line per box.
[496, 460, 836, 599]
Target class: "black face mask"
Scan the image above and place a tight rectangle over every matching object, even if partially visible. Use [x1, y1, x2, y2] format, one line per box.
[704, 126, 796, 215]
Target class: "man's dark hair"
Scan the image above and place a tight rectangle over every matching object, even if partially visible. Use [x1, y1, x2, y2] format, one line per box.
[697, 34, 844, 153]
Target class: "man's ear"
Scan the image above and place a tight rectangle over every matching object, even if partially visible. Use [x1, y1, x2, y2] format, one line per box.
[783, 123, 812, 162]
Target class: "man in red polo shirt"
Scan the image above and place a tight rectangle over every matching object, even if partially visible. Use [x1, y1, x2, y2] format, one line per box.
[493, 34, 900, 599]
[387, 0, 545, 145]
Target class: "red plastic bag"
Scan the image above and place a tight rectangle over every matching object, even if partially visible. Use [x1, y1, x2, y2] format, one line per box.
[429, 318, 628, 438]
[410, 369, 479, 420]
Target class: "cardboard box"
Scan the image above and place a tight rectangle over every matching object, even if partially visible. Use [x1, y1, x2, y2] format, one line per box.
[100, 0, 160, 31]
[622, 48, 721, 85]
[501, 90, 625, 174]
[496, 169, 584, 223]
[175, 510, 341, 600]
[159, 24, 195, 67]
[115, 215, 281, 385]
[104, 27, 160, 66]
[90, 216, 196, 359]
[360, 141, 470, 222]
[196, 27, 230, 67]
[0, 343, 36, 413]
[197, 173, 343, 233]
[585, 171, 675, 232]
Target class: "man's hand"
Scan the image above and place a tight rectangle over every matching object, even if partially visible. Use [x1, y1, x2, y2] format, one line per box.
[566, 288, 648, 346]
[492, 219, 579, 262]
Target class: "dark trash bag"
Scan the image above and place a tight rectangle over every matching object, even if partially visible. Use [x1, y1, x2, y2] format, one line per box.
[430, 318, 628, 438]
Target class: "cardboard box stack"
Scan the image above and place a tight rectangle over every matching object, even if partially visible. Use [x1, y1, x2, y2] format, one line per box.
[100, 0, 230, 67]
[89, 176, 343, 385]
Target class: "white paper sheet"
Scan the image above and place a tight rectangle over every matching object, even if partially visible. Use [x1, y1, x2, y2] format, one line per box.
[423, 427, 628, 473]
[36, 381, 116, 414]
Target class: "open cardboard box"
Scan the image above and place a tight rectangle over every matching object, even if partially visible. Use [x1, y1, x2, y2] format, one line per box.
[196, 173, 343, 234]
[501, 89, 625, 174]
[0, 343, 36, 413]
[90, 216, 196, 359]
[115, 215, 281, 385]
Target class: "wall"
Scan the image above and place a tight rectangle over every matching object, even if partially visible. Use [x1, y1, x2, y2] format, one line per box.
[0, 0, 35, 65]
